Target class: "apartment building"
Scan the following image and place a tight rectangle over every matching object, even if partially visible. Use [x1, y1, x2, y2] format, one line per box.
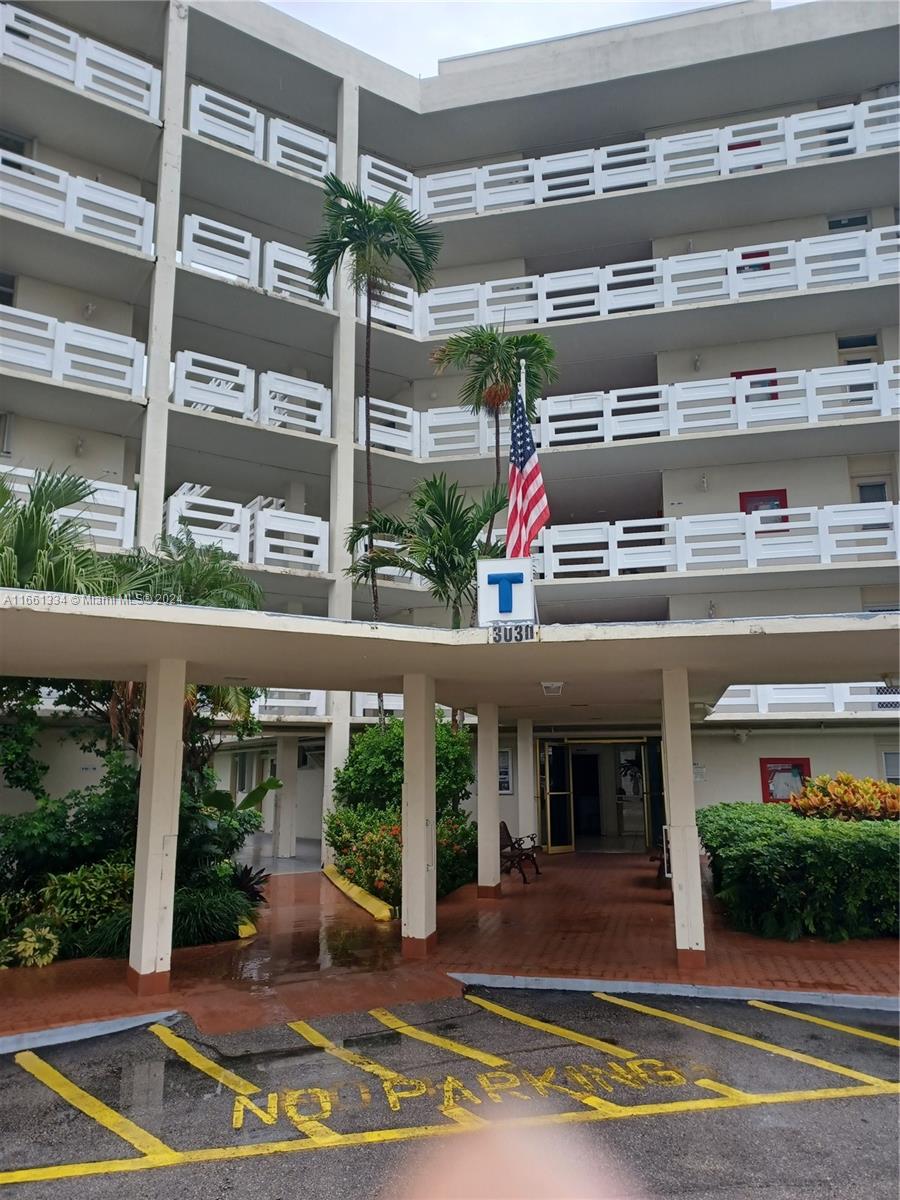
[0, 0, 898, 860]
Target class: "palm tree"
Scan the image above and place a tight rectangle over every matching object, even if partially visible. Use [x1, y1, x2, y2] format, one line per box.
[115, 530, 262, 610]
[308, 174, 442, 623]
[345, 474, 506, 631]
[431, 326, 557, 542]
[0, 471, 137, 594]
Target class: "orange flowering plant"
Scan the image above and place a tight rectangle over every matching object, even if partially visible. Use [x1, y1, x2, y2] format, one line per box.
[789, 773, 899, 822]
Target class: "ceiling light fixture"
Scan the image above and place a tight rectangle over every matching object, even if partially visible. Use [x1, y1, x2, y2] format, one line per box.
[541, 681, 564, 696]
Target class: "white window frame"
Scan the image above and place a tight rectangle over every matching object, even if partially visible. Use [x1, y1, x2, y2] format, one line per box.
[881, 749, 899, 785]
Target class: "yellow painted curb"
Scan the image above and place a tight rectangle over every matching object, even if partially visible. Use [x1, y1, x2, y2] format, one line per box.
[236, 920, 257, 939]
[323, 864, 394, 921]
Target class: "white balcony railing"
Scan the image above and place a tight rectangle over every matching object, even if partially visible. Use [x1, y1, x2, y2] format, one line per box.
[171, 350, 331, 436]
[0, 305, 145, 396]
[187, 83, 335, 184]
[0, 3, 161, 119]
[361, 96, 899, 218]
[537, 502, 898, 582]
[180, 214, 332, 306]
[0, 464, 136, 549]
[255, 689, 327, 719]
[0, 149, 155, 252]
[165, 485, 329, 574]
[360, 361, 898, 459]
[709, 682, 900, 718]
[371, 225, 899, 337]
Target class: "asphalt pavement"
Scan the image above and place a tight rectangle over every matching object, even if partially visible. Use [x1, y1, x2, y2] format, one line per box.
[0, 989, 897, 1199]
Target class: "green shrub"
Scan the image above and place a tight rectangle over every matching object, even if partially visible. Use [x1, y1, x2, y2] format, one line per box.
[332, 717, 474, 815]
[697, 802, 900, 941]
[14, 925, 60, 967]
[324, 803, 478, 909]
[171, 885, 253, 948]
[40, 861, 134, 929]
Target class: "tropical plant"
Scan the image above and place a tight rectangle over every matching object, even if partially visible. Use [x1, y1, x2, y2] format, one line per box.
[0, 471, 147, 595]
[308, 175, 442, 632]
[346, 474, 506, 630]
[331, 716, 474, 815]
[788, 772, 899, 821]
[115, 530, 263, 610]
[324, 803, 478, 909]
[230, 862, 270, 905]
[431, 327, 557, 540]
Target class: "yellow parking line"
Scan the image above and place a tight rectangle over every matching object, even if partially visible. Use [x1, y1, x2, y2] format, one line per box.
[148, 1023, 260, 1096]
[747, 1000, 900, 1048]
[2, 1080, 894, 1187]
[465, 994, 637, 1059]
[288, 1020, 405, 1082]
[14, 1051, 172, 1157]
[594, 993, 892, 1086]
[369, 1007, 509, 1067]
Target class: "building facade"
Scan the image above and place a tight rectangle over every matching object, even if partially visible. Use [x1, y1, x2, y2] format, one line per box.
[1, 0, 898, 857]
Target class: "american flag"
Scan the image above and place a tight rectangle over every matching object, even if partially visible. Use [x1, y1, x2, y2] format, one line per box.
[505, 382, 549, 558]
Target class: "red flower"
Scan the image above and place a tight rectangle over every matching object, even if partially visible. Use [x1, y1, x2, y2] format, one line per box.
[374, 880, 385, 890]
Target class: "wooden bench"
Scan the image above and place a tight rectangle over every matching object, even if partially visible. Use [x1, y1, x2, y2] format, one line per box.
[500, 820, 541, 884]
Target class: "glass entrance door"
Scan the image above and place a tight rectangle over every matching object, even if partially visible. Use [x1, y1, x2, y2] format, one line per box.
[539, 741, 574, 852]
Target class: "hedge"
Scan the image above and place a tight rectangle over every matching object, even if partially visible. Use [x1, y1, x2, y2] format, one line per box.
[697, 802, 900, 942]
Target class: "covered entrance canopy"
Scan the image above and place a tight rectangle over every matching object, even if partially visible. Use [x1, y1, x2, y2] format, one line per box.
[1, 593, 896, 991]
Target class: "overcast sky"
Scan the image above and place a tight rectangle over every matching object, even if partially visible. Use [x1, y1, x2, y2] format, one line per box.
[265, 0, 811, 78]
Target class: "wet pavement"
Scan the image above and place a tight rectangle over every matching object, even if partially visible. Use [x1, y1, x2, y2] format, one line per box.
[2, 858, 898, 1041]
[1, 989, 897, 1199]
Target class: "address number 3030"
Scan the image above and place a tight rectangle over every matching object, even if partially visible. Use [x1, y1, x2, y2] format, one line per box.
[489, 622, 535, 644]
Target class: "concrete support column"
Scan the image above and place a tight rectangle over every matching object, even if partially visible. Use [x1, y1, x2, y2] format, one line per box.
[321, 79, 360, 864]
[322, 691, 351, 865]
[515, 717, 535, 840]
[127, 658, 186, 994]
[328, 77, 359, 618]
[401, 673, 436, 957]
[477, 702, 501, 897]
[136, 2, 188, 548]
[661, 667, 706, 967]
[273, 737, 299, 859]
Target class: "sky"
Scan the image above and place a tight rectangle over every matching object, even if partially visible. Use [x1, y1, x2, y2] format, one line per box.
[266, 0, 811, 78]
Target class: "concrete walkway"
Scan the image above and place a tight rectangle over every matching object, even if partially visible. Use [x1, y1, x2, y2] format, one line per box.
[1, 855, 896, 1037]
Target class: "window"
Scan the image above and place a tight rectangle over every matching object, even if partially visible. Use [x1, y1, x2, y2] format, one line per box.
[827, 212, 870, 232]
[759, 757, 810, 803]
[883, 752, 900, 785]
[236, 752, 247, 792]
[0, 273, 14, 307]
[0, 413, 10, 457]
[837, 333, 881, 367]
[857, 481, 888, 504]
[498, 749, 512, 794]
[0, 129, 30, 158]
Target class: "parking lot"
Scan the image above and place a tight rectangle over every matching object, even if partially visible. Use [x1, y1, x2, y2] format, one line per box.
[1, 989, 897, 1199]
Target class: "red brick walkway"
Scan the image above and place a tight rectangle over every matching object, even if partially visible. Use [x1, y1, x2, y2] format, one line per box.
[2, 855, 896, 1038]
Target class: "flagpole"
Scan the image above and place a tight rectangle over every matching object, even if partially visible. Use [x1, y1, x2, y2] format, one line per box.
[519, 356, 526, 402]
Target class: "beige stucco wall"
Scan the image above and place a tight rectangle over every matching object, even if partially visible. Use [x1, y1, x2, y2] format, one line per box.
[35, 143, 143, 197]
[14, 276, 135, 338]
[4, 413, 127, 483]
[662, 454, 852, 517]
[652, 206, 897, 262]
[0, 729, 108, 815]
[669, 586, 864, 621]
[656, 332, 840, 385]
[691, 729, 895, 808]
